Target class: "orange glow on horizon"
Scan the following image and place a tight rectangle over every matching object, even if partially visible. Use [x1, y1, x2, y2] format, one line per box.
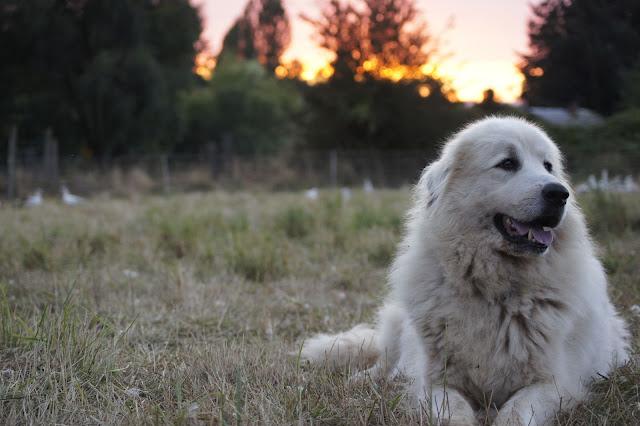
[287, 58, 523, 103]
[199, 0, 531, 103]
[278, 53, 524, 102]
[194, 54, 524, 103]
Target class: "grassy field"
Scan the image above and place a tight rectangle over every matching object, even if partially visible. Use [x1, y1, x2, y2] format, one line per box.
[1, 189, 639, 425]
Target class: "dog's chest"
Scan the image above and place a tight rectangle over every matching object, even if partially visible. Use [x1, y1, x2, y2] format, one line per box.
[420, 292, 565, 406]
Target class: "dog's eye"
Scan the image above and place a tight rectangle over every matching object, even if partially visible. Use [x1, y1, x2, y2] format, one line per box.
[544, 161, 553, 173]
[495, 158, 519, 171]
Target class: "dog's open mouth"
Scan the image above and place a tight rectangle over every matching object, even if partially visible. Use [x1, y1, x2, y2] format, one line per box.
[494, 214, 555, 252]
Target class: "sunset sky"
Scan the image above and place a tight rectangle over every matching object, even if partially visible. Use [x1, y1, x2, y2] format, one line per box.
[195, 0, 533, 103]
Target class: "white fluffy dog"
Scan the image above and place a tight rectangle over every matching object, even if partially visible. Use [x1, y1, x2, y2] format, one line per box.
[301, 117, 629, 425]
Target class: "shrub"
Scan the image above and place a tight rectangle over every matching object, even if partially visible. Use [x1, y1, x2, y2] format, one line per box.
[225, 234, 288, 282]
[275, 206, 315, 239]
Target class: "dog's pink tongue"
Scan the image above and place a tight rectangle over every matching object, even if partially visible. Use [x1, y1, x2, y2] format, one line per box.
[532, 227, 553, 245]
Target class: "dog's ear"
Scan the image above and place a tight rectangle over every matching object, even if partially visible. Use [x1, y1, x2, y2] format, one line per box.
[416, 158, 450, 208]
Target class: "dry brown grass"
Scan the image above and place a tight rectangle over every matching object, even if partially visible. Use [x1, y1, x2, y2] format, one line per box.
[0, 190, 638, 425]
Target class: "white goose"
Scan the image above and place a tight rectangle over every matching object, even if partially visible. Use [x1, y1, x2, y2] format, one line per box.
[61, 185, 84, 205]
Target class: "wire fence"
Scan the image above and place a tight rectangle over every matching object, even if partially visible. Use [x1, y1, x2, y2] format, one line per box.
[3, 129, 639, 201]
[1, 135, 434, 200]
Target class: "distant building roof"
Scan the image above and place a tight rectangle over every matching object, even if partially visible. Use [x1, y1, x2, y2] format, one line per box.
[527, 106, 604, 127]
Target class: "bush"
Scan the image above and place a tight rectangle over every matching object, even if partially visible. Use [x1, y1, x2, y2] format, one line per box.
[225, 233, 288, 282]
[275, 206, 314, 239]
[180, 57, 303, 156]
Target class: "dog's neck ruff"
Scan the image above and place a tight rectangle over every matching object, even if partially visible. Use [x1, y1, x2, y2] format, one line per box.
[438, 240, 563, 303]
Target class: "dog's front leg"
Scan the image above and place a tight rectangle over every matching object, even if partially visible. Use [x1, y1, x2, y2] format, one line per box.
[493, 383, 574, 426]
[428, 386, 477, 426]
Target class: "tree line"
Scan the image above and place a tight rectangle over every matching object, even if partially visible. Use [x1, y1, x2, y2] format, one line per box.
[1, 0, 639, 165]
[1, 0, 202, 162]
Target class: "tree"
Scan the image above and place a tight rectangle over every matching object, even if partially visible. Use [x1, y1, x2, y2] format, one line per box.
[301, 0, 364, 81]
[255, 0, 291, 71]
[520, 0, 640, 115]
[298, 0, 464, 153]
[219, 4, 258, 62]
[219, 0, 291, 72]
[621, 62, 640, 109]
[366, 0, 430, 70]
[0, 0, 203, 159]
[302, 0, 434, 82]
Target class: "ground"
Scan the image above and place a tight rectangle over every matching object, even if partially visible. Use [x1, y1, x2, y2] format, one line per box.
[1, 190, 639, 425]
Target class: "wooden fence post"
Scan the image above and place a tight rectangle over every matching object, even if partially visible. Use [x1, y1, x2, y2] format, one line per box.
[7, 125, 17, 200]
[221, 133, 234, 180]
[329, 149, 338, 187]
[207, 141, 224, 179]
[160, 154, 170, 194]
[43, 128, 59, 192]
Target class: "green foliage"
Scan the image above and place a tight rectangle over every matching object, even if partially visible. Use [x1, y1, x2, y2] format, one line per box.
[180, 57, 303, 156]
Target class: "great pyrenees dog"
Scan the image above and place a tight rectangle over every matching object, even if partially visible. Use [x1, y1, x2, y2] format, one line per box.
[300, 117, 629, 425]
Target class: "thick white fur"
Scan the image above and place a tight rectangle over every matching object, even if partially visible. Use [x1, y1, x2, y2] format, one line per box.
[301, 117, 629, 425]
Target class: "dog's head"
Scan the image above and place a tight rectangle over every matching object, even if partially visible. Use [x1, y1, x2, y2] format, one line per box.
[420, 116, 574, 258]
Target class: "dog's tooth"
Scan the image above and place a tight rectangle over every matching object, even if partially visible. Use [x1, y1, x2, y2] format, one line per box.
[543, 226, 551, 232]
[528, 229, 534, 241]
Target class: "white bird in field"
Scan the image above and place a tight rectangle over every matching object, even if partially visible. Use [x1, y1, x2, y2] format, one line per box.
[61, 185, 84, 205]
[600, 169, 609, 190]
[624, 175, 639, 193]
[574, 182, 588, 194]
[305, 187, 319, 201]
[25, 189, 43, 207]
[341, 187, 352, 202]
[363, 178, 375, 193]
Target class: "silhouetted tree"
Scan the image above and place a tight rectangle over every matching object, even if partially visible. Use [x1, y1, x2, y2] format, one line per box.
[219, 0, 291, 72]
[299, 0, 461, 153]
[302, 0, 434, 82]
[367, 0, 430, 70]
[520, 0, 640, 115]
[220, 2, 258, 62]
[301, 0, 365, 81]
[256, 0, 291, 71]
[621, 61, 640, 109]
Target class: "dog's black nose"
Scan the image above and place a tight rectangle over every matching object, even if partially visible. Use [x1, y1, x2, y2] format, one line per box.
[542, 183, 569, 205]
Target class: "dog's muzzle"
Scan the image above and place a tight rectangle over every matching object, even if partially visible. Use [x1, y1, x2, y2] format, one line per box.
[494, 183, 568, 253]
